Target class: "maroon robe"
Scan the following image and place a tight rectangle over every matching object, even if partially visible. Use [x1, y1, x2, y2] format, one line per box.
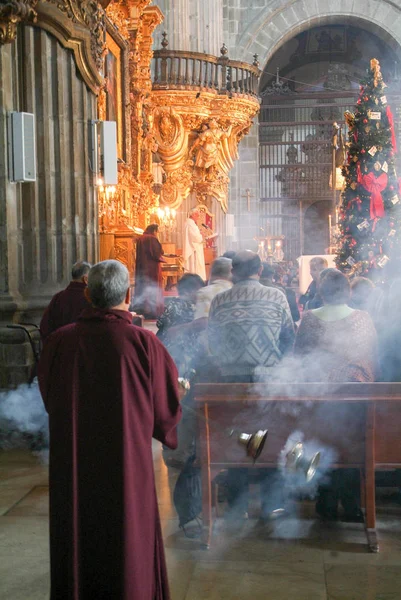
[134, 233, 164, 318]
[40, 281, 89, 340]
[38, 307, 182, 600]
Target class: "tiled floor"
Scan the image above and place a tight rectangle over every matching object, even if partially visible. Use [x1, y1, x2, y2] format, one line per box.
[1, 447, 401, 599]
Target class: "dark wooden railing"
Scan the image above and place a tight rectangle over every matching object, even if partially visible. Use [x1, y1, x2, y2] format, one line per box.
[152, 43, 260, 97]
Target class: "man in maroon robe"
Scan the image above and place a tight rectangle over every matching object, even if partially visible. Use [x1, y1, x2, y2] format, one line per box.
[40, 261, 91, 340]
[38, 259, 182, 600]
[133, 224, 165, 318]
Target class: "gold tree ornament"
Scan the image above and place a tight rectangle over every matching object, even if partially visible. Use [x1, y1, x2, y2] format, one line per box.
[344, 111, 355, 129]
[370, 58, 382, 87]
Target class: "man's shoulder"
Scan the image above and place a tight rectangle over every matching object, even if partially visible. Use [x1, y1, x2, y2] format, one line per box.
[48, 288, 65, 305]
[45, 322, 77, 346]
[197, 285, 216, 300]
[260, 283, 288, 303]
[209, 285, 233, 307]
[234, 281, 287, 301]
[60, 282, 86, 298]
[125, 322, 167, 349]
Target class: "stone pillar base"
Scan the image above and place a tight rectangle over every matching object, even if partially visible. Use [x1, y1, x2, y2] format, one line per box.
[0, 326, 41, 389]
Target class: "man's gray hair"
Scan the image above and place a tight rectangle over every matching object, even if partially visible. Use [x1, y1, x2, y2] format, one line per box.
[71, 261, 91, 280]
[210, 257, 232, 280]
[188, 207, 200, 216]
[88, 260, 130, 309]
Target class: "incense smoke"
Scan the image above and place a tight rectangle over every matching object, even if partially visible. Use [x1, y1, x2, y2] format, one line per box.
[0, 380, 48, 451]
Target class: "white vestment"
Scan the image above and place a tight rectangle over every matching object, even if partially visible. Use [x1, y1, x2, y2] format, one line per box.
[183, 218, 206, 281]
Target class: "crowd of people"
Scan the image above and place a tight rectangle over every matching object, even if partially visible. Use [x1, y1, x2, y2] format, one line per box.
[36, 247, 401, 599]
[152, 248, 401, 526]
[153, 250, 394, 385]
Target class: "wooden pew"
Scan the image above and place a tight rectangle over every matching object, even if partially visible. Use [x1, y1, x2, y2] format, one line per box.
[194, 382, 401, 552]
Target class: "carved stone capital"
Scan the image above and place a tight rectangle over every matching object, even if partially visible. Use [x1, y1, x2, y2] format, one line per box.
[0, 0, 37, 45]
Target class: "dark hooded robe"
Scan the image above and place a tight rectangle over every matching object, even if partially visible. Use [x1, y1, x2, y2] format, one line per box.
[38, 307, 182, 600]
[40, 281, 90, 340]
[133, 232, 165, 318]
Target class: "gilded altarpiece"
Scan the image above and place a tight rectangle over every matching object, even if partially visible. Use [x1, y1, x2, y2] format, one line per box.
[97, 0, 162, 277]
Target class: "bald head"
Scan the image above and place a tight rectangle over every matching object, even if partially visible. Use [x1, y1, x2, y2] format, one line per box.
[71, 261, 91, 282]
[232, 250, 261, 281]
[189, 207, 200, 222]
[210, 257, 232, 281]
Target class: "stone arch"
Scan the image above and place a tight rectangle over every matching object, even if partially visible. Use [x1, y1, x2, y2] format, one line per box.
[235, 0, 401, 71]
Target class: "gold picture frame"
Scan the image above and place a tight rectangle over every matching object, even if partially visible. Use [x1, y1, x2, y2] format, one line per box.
[105, 30, 125, 160]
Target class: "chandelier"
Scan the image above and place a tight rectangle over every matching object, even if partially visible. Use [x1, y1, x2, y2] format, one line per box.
[97, 178, 117, 230]
[151, 204, 177, 242]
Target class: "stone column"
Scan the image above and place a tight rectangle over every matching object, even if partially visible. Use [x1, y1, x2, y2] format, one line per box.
[0, 26, 98, 325]
[153, 0, 190, 51]
[189, 0, 223, 55]
[228, 122, 260, 251]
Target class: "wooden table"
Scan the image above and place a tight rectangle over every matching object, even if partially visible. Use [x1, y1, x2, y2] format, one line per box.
[194, 383, 401, 552]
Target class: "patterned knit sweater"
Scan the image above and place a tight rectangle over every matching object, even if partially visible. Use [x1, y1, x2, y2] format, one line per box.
[293, 309, 378, 382]
[208, 279, 295, 377]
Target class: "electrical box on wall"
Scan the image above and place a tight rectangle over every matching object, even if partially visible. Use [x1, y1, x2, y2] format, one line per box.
[99, 121, 118, 185]
[226, 214, 235, 237]
[8, 112, 37, 182]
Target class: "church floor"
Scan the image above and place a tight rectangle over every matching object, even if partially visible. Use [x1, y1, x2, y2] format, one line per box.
[1, 448, 401, 599]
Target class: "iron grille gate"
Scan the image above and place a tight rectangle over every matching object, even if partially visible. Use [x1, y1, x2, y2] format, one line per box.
[259, 91, 401, 260]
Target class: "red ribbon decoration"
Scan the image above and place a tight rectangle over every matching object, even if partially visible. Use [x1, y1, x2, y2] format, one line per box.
[357, 164, 388, 220]
[386, 106, 397, 153]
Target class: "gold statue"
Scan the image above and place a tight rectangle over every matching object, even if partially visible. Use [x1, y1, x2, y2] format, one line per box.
[192, 119, 231, 170]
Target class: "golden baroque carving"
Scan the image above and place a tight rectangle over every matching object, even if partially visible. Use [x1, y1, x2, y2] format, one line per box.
[106, 0, 129, 40]
[46, 0, 106, 70]
[193, 166, 230, 212]
[114, 239, 129, 264]
[154, 109, 187, 158]
[151, 89, 259, 212]
[192, 119, 232, 170]
[161, 161, 193, 210]
[96, 1, 163, 248]
[35, 0, 104, 93]
[97, 79, 107, 120]
[0, 0, 37, 45]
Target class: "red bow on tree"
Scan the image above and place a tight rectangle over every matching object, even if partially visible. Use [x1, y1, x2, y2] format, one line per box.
[357, 164, 388, 220]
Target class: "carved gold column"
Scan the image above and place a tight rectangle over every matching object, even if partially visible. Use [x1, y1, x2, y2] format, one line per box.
[97, 0, 163, 272]
[127, 3, 162, 220]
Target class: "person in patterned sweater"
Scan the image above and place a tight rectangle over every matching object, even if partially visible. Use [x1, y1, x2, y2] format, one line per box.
[208, 250, 295, 382]
[207, 250, 295, 520]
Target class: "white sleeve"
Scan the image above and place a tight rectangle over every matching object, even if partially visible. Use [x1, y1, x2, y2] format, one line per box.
[188, 219, 203, 244]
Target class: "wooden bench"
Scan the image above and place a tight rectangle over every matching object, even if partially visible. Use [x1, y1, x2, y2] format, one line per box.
[194, 382, 401, 552]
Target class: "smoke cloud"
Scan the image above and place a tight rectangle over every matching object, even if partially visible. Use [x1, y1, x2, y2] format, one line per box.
[278, 429, 338, 495]
[0, 379, 48, 452]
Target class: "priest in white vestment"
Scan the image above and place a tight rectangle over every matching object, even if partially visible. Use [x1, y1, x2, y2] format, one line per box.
[183, 208, 207, 281]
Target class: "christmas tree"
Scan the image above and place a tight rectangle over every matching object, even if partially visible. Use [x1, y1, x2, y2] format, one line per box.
[336, 59, 401, 279]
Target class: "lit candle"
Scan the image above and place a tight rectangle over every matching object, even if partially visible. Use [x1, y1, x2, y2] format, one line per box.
[329, 214, 332, 232]
[335, 208, 339, 225]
